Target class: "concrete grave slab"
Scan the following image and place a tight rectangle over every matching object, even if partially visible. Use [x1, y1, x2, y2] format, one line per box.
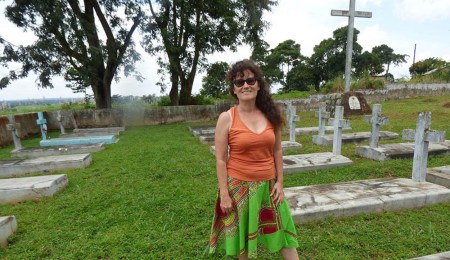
[295, 126, 352, 135]
[313, 131, 399, 146]
[356, 142, 450, 161]
[283, 152, 352, 174]
[11, 144, 105, 158]
[0, 174, 68, 204]
[0, 216, 17, 248]
[188, 125, 215, 137]
[60, 132, 119, 138]
[285, 178, 450, 223]
[40, 135, 117, 146]
[0, 154, 92, 178]
[210, 141, 303, 155]
[410, 251, 450, 260]
[426, 165, 450, 188]
[198, 133, 215, 144]
[73, 126, 125, 134]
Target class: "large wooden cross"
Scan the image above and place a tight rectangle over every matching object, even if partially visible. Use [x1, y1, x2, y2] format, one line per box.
[331, 0, 372, 92]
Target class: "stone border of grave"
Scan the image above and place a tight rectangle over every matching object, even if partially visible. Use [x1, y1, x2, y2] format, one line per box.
[0, 216, 17, 248]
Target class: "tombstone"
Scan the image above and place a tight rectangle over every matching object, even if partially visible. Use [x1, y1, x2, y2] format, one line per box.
[313, 106, 350, 154]
[365, 104, 389, 148]
[6, 116, 22, 150]
[316, 102, 330, 137]
[56, 110, 66, 134]
[287, 103, 300, 142]
[403, 112, 445, 182]
[36, 111, 49, 140]
[341, 92, 372, 116]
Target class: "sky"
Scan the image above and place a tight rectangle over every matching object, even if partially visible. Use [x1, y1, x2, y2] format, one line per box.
[0, 0, 449, 101]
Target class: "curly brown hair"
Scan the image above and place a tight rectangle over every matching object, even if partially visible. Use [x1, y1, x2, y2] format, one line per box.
[227, 59, 283, 129]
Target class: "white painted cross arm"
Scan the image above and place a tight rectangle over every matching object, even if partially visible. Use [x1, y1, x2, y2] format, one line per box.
[6, 123, 21, 132]
[364, 115, 389, 125]
[328, 118, 351, 128]
[402, 129, 446, 142]
[315, 111, 330, 119]
[331, 10, 372, 18]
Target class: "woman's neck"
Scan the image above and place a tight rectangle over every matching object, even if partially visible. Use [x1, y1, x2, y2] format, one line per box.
[237, 101, 257, 113]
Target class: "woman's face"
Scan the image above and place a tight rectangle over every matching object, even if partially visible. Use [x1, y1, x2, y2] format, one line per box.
[233, 69, 260, 102]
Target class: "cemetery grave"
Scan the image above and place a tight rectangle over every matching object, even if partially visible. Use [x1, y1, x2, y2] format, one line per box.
[0, 174, 68, 204]
[427, 165, 450, 188]
[0, 154, 92, 178]
[283, 106, 353, 174]
[295, 102, 352, 135]
[312, 103, 398, 146]
[356, 111, 449, 161]
[6, 115, 106, 158]
[36, 112, 118, 146]
[285, 111, 450, 224]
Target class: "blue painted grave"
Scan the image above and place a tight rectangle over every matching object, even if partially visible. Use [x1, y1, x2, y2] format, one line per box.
[37, 112, 118, 147]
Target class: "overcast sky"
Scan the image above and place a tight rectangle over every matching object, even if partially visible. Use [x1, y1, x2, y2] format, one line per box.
[1, 0, 449, 101]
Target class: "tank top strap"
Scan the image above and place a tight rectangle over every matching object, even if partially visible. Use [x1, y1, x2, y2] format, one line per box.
[228, 106, 236, 131]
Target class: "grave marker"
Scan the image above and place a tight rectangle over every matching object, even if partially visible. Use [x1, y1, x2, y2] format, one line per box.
[364, 104, 389, 148]
[403, 112, 445, 182]
[331, 0, 372, 92]
[6, 116, 22, 150]
[332, 106, 347, 155]
[36, 112, 49, 140]
[56, 110, 66, 134]
[315, 102, 330, 137]
[287, 103, 300, 142]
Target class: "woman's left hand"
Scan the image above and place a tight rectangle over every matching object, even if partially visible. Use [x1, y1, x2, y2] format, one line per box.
[270, 181, 284, 206]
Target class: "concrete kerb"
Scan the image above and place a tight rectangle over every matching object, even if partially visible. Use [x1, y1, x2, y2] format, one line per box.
[410, 251, 450, 260]
[285, 178, 450, 224]
[0, 216, 17, 248]
[11, 143, 105, 158]
[0, 154, 92, 178]
[0, 174, 68, 204]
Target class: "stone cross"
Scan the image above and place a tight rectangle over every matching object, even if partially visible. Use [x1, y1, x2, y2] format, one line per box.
[6, 115, 22, 150]
[402, 112, 445, 182]
[36, 112, 49, 140]
[56, 110, 66, 134]
[287, 103, 300, 142]
[331, 0, 372, 92]
[364, 104, 389, 148]
[315, 102, 330, 137]
[332, 106, 349, 155]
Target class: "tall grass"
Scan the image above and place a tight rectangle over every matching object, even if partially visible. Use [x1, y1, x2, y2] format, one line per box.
[0, 95, 449, 259]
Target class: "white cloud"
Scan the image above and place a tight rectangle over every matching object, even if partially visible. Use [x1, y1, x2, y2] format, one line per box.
[358, 24, 388, 51]
[393, 0, 450, 22]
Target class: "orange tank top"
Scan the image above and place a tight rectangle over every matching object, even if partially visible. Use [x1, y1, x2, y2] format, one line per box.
[227, 106, 276, 181]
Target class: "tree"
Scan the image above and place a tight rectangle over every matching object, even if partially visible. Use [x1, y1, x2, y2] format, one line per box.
[309, 26, 362, 90]
[371, 44, 407, 79]
[200, 62, 229, 98]
[409, 57, 447, 75]
[0, 0, 143, 109]
[141, 0, 276, 105]
[284, 59, 314, 92]
[263, 39, 302, 87]
[355, 51, 383, 76]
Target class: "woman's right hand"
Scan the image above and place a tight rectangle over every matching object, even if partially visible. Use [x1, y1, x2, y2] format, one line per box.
[220, 193, 233, 214]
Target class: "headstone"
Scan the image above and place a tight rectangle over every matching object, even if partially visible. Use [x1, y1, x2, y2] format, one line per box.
[56, 110, 66, 134]
[287, 103, 300, 142]
[403, 112, 445, 182]
[341, 92, 372, 116]
[315, 102, 330, 137]
[332, 106, 347, 155]
[364, 104, 389, 148]
[6, 116, 22, 150]
[36, 111, 49, 140]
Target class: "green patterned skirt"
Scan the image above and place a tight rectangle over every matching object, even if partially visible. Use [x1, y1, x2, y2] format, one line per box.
[209, 176, 298, 258]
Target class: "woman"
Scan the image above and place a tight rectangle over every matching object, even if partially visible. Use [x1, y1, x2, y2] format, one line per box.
[209, 59, 299, 259]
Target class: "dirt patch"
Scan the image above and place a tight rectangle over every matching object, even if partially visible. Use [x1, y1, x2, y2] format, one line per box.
[443, 102, 450, 108]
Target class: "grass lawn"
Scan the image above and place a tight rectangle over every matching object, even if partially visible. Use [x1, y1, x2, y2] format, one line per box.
[0, 95, 449, 259]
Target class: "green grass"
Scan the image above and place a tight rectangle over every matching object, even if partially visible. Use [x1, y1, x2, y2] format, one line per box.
[0, 95, 450, 259]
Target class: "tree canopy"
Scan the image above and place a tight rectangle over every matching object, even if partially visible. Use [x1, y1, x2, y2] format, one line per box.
[200, 62, 230, 98]
[0, 0, 143, 108]
[141, 0, 276, 105]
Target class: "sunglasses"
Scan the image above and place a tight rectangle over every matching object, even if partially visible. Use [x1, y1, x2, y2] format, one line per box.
[233, 77, 258, 88]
